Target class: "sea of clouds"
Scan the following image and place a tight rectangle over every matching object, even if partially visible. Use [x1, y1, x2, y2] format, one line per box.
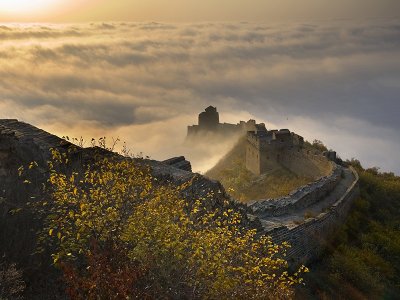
[0, 20, 399, 173]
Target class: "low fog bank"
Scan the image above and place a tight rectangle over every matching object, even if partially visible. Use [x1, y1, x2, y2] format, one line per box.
[40, 113, 245, 174]
[38, 108, 399, 175]
[5, 105, 399, 175]
[1, 20, 399, 174]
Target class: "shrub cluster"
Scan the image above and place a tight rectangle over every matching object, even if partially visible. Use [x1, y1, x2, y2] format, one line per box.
[27, 148, 306, 299]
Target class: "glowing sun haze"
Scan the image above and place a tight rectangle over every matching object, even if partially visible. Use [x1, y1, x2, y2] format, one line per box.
[0, 0, 67, 16]
[0, 0, 399, 22]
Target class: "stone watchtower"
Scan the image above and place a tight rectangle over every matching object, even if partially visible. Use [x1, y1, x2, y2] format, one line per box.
[246, 128, 304, 175]
[198, 106, 219, 131]
[187, 106, 247, 138]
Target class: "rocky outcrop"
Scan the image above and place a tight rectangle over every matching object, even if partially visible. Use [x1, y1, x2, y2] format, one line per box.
[162, 156, 192, 172]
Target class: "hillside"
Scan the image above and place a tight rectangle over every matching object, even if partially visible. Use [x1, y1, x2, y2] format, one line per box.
[0, 120, 254, 298]
[2, 120, 396, 300]
[2, 119, 309, 299]
[296, 162, 400, 299]
[205, 137, 326, 202]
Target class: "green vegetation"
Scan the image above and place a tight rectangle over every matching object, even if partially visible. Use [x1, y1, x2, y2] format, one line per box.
[297, 161, 400, 299]
[205, 138, 312, 202]
[25, 148, 306, 299]
[309, 140, 328, 153]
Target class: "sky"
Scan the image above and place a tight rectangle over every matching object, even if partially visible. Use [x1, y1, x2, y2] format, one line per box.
[0, 2, 399, 174]
[0, 0, 400, 22]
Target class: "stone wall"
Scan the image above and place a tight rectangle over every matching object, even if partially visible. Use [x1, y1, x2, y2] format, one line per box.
[246, 141, 262, 175]
[246, 129, 332, 177]
[279, 148, 332, 178]
[256, 167, 359, 266]
[250, 163, 341, 218]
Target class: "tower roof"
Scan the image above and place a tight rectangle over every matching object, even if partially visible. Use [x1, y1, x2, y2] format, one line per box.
[205, 106, 217, 112]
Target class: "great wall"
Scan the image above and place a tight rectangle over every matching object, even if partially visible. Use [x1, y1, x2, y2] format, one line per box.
[188, 107, 360, 266]
[0, 114, 359, 270]
[250, 165, 359, 266]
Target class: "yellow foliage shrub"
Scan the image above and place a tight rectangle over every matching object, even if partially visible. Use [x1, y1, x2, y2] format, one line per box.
[33, 148, 306, 299]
